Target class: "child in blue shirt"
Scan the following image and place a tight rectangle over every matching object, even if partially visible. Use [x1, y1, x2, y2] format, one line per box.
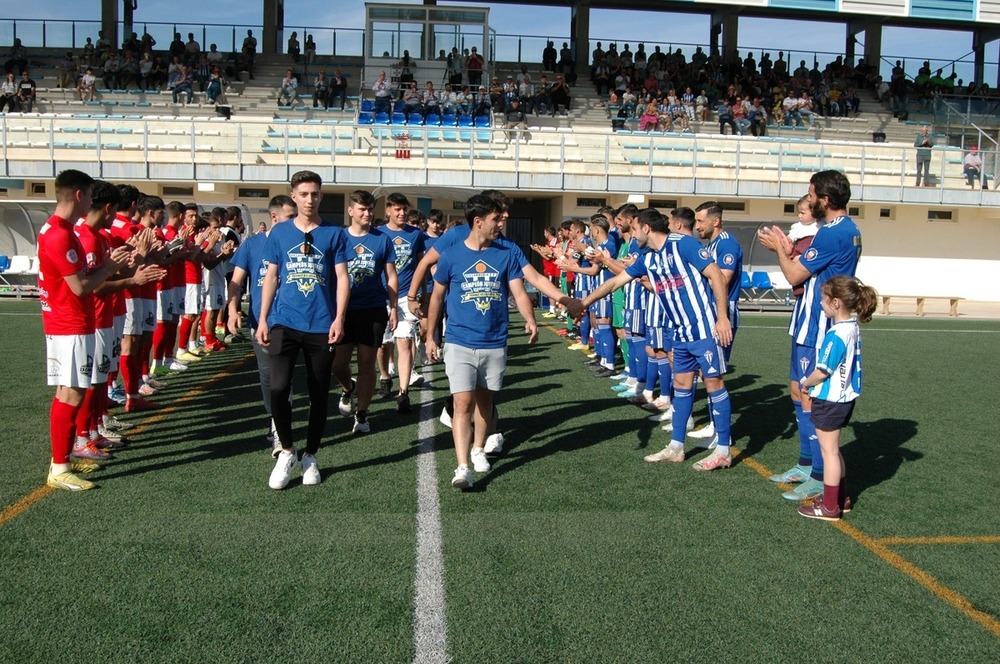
[796, 276, 878, 521]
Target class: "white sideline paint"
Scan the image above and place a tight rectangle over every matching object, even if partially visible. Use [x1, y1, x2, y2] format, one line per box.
[413, 367, 448, 664]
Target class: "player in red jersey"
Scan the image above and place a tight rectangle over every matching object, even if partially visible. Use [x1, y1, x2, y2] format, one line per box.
[148, 198, 190, 376]
[39, 170, 131, 490]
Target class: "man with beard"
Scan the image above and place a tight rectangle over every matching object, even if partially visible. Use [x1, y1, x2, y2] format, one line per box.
[757, 171, 862, 502]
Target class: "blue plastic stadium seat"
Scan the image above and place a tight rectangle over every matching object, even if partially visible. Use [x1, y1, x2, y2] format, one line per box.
[360, 99, 375, 112]
[408, 112, 424, 126]
[457, 114, 473, 127]
[391, 112, 406, 125]
[374, 112, 390, 125]
[474, 115, 490, 128]
[358, 112, 374, 125]
[0, 255, 10, 272]
[750, 271, 776, 300]
[425, 113, 441, 126]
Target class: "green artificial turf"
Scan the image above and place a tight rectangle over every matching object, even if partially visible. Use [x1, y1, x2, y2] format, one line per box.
[1, 301, 998, 661]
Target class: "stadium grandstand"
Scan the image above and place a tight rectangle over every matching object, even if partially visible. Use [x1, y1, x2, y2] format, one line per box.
[1, 0, 999, 304]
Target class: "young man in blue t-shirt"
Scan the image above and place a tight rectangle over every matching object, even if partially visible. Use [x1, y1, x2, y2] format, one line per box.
[334, 190, 399, 434]
[256, 171, 351, 490]
[425, 194, 539, 490]
[758, 170, 862, 502]
[377, 193, 425, 414]
[226, 195, 296, 456]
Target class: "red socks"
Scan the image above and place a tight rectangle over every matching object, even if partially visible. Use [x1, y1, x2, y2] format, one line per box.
[50, 398, 79, 465]
[177, 317, 194, 352]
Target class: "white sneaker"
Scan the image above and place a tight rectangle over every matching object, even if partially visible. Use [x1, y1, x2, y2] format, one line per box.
[484, 432, 505, 455]
[688, 422, 716, 439]
[301, 453, 321, 485]
[439, 406, 453, 429]
[409, 371, 424, 387]
[138, 383, 157, 396]
[167, 359, 189, 371]
[643, 445, 686, 463]
[470, 448, 491, 473]
[648, 406, 674, 423]
[451, 465, 473, 489]
[388, 362, 397, 378]
[269, 447, 297, 490]
[353, 412, 370, 434]
[103, 414, 132, 431]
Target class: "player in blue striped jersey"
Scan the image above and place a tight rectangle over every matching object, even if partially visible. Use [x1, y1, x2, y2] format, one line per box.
[686, 202, 744, 444]
[579, 207, 734, 471]
[758, 170, 862, 502]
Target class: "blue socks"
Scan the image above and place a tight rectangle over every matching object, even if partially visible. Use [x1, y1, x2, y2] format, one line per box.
[795, 400, 822, 480]
[670, 387, 694, 445]
[580, 316, 591, 349]
[707, 388, 732, 453]
[597, 324, 613, 366]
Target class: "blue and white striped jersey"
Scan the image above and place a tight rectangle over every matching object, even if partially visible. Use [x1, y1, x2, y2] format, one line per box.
[627, 233, 717, 343]
[809, 319, 862, 403]
[624, 240, 646, 312]
[790, 215, 862, 348]
[707, 230, 743, 326]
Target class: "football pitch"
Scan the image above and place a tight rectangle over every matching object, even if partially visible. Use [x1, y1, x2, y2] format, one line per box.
[1, 298, 999, 662]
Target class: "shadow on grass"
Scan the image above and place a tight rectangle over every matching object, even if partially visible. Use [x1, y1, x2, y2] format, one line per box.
[843, 418, 922, 498]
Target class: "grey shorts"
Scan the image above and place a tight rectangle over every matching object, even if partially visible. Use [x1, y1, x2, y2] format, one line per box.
[443, 343, 507, 393]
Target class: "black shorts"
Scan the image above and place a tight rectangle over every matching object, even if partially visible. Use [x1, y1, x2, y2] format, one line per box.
[810, 399, 856, 431]
[342, 307, 389, 347]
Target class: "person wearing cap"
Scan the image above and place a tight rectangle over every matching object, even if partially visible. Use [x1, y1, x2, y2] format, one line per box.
[465, 46, 484, 86]
[963, 146, 983, 188]
[502, 75, 518, 112]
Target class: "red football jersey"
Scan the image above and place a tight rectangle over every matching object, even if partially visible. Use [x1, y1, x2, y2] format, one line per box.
[74, 223, 114, 329]
[38, 215, 94, 335]
[111, 215, 143, 301]
[99, 227, 127, 317]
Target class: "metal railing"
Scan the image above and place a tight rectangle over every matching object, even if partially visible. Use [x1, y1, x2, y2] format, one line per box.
[2, 114, 999, 199]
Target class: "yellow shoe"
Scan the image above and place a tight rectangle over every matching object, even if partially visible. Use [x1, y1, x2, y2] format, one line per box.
[176, 351, 203, 363]
[70, 459, 102, 474]
[47, 471, 97, 491]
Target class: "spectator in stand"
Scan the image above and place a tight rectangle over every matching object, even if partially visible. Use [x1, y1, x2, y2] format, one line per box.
[184, 33, 201, 66]
[639, 99, 659, 131]
[287, 32, 300, 63]
[148, 57, 167, 90]
[963, 146, 984, 189]
[77, 67, 97, 101]
[558, 42, 576, 84]
[503, 99, 530, 140]
[242, 30, 257, 79]
[717, 97, 737, 135]
[304, 35, 316, 65]
[422, 80, 441, 118]
[798, 90, 817, 125]
[518, 74, 535, 114]
[593, 55, 611, 95]
[194, 55, 212, 92]
[313, 70, 330, 108]
[58, 51, 78, 89]
[16, 70, 36, 112]
[501, 75, 518, 111]
[733, 95, 750, 135]
[749, 96, 768, 136]
[783, 91, 802, 126]
[914, 125, 934, 187]
[138, 52, 154, 90]
[167, 55, 183, 89]
[0, 72, 17, 112]
[5, 38, 28, 76]
[141, 31, 156, 55]
[205, 67, 226, 104]
[465, 46, 484, 87]
[550, 74, 572, 115]
[402, 81, 422, 114]
[172, 65, 195, 104]
[277, 69, 302, 107]
[102, 50, 121, 90]
[328, 69, 347, 110]
[372, 70, 392, 114]
[533, 75, 552, 115]
[122, 32, 140, 58]
[543, 41, 558, 72]
[695, 89, 709, 121]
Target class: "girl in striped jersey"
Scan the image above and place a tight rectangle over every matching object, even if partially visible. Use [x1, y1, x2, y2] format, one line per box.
[796, 276, 877, 521]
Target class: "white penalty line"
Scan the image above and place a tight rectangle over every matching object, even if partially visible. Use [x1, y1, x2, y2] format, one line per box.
[413, 365, 448, 664]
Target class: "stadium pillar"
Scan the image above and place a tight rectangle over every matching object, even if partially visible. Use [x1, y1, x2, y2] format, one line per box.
[571, 2, 591, 80]
[263, 0, 285, 56]
[844, 18, 882, 69]
[861, 23, 882, 71]
[711, 9, 739, 65]
[101, 0, 119, 51]
[973, 28, 1000, 86]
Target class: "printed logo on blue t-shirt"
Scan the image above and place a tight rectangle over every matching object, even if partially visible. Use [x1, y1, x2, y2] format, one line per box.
[392, 236, 414, 270]
[255, 259, 269, 288]
[349, 243, 376, 286]
[698, 247, 711, 260]
[461, 260, 502, 314]
[803, 247, 818, 261]
[286, 241, 325, 295]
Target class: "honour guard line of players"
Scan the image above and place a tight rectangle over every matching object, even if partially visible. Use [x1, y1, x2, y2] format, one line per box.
[40, 168, 868, 518]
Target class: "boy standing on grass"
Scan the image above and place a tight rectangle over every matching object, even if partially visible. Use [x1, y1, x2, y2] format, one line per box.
[39, 170, 132, 490]
[333, 190, 399, 435]
[797, 276, 878, 521]
[256, 170, 351, 490]
[578, 207, 734, 471]
[758, 170, 862, 503]
[424, 194, 539, 490]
